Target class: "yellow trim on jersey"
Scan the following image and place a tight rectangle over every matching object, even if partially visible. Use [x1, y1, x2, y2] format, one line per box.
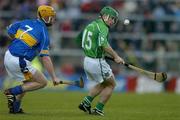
[15, 29, 37, 47]
[40, 50, 49, 55]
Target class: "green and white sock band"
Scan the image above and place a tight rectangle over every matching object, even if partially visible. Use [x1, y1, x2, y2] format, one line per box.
[83, 96, 94, 106]
[95, 102, 104, 111]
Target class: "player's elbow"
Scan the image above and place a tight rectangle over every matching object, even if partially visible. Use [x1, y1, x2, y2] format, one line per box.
[41, 55, 50, 62]
[8, 34, 15, 40]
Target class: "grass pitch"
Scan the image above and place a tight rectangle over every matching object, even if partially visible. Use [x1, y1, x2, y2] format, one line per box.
[0, 91, 180, 120]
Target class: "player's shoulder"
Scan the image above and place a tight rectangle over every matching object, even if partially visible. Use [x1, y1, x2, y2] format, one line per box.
[97, 19, 108, 30]
[16, 19, 34, 26]
[21, 19, 43, 26]
[85, 19, 99, 31]
[86, 21, 95, 28]
[92, 19, 108, 34]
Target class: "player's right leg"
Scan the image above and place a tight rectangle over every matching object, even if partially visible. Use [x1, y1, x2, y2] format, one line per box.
[4, 70, 47, 113]
[9, 71, 47, 113]
[3, 50, 47, 113]
[4, 92, 26, 114]
[13, 93, 26, 113]
[21, 70, 47, 92]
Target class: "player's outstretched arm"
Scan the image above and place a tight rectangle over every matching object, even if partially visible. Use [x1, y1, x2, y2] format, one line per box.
[103, 45, 125, 64]
[41, 56, 60, 85]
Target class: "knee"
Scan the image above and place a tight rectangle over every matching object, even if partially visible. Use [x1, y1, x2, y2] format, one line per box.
[43, 80, 48, 87]
[40, 80, 47, 88]
[110, 80, 116, 89]
[108, 76, 116, 88]
[33, 70, 47, 88]
[104, 78, 116, 89]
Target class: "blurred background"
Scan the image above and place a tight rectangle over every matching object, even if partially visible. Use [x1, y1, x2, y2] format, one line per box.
[0, 0, 180, 93]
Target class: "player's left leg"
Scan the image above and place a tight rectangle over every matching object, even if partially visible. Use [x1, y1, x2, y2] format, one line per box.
[90, 58, 115, 116]
[79, 83, 104, 114]
[91, 75, 116, 116]
[79, 57, 114, 115]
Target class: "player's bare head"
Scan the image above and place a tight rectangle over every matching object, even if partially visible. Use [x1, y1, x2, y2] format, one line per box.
[100, 6, 119, 27]
[37, 5, 56, 27]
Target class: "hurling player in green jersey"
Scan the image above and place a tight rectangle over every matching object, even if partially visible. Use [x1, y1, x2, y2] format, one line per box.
[77, 6, 124, 116]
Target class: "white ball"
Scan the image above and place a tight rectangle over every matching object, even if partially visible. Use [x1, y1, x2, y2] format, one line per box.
[124, 19, 130, 25]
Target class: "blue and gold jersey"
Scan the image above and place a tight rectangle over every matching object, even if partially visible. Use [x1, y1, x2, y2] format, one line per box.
[7, 19, 50, 61]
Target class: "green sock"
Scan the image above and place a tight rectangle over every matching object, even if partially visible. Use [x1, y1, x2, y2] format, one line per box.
[95, 102, 104, 111]
[83, 96, 94, 106]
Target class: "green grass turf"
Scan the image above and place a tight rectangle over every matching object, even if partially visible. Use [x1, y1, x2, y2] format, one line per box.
[0, 91, 180, 120]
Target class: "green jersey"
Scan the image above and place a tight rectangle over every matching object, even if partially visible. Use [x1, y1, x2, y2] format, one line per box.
[76, 19, 109, 58]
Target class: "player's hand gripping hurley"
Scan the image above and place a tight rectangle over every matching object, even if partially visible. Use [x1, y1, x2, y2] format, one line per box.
[105, 56, 167, 82]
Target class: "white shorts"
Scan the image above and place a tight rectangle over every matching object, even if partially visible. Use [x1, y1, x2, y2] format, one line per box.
[84, 56, 113, 83]
[4, 50, 37, 81]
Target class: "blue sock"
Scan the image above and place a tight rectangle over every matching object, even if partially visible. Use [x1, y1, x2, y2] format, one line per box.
[13, 100, 21, 112]
[9, 85, 23, 95]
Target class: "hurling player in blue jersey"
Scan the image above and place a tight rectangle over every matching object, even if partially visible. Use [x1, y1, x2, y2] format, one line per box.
[4, 5, 61, 114]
